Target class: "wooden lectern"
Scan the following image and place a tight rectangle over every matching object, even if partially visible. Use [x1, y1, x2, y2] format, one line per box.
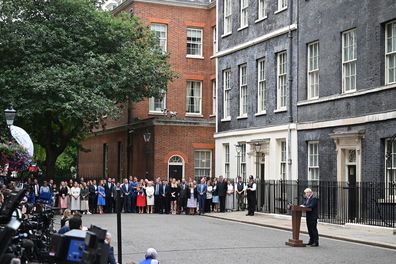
[285, 205, 312, 247]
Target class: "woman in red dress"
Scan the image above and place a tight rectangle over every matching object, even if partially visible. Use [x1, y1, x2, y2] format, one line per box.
[136, 180, 146, 214]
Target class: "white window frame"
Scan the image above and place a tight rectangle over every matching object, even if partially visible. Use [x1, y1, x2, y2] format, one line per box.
[240, 143, 246, 179]
[308, 142, 319, 182]
[150, 24, 167, 52]
[280, 140, 287, 180]
[277, 0, 287, 12]
[385, 20, 396, 85]
[223, 69, 231, 119]
[257, 0, 266, 21]
[385, 139, 396, 198]
[224, 0, 232, 35]
[276, 51, 287, 111]
[212, 80, 216, 115]
[240, 0, 249, 29]
[307, 41, 319, 100]
[239, 64, 248, 117]
[187, 28, 203, 58]
[149, 93, 166, 113]
[257, 58, 266, 114]
[194, 150, 212, 179]
[224, 144, 230, 178]
[342, 29, 357, 93]
[186, 81, 202, 115]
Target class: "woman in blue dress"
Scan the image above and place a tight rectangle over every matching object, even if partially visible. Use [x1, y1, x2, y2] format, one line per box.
[97, 180, 106, 214]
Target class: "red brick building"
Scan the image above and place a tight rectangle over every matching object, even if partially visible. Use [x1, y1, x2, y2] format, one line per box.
[78, 0, 216, 181]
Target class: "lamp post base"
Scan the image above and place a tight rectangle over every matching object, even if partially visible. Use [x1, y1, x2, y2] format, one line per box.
[285, 239, 305, 247]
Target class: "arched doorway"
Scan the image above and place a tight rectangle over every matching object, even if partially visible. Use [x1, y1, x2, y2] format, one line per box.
[168, 155, 184, 181]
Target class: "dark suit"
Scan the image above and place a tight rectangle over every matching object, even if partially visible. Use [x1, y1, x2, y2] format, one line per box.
[217, 181, 227, 212]
[121, 183, 132, 213]
[160, 184, 170, 214]
[104, 182, 115, 213]
[154, 183, 161, 213]
[197, 183, 207, 215]
[88, 184, 97, 214]
[303, 195, 319, 245]
[178, 183, 188, 214]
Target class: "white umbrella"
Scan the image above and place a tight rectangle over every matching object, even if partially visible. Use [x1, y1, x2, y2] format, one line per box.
[9, 125, 34, 157]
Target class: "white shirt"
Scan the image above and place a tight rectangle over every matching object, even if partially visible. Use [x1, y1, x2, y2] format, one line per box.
[71, 187, 81, 198]
[248, 183, 257, 192]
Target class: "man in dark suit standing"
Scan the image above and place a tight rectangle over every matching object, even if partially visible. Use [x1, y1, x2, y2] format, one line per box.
[104, 178, 115, 213]
[121, 178, 132, 213]
[154, 178, 161, 214]
[88, 180, 98, 214]
[217, 175, 227, 212]
[301, 188, 319, 247]
[178, 179, 188, 214]
[160, 180, 170, 214]
[197, 177, 207, 215]
[130, 177, 138, 213]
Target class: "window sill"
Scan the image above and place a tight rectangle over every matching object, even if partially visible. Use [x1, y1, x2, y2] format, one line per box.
[307, 96, 319, 101]
[237, 115, 248, 120]
[255, 111, 267, 116]
[209, 114, 216, 118]
[237, 26, 248, 32]
[186, 55, 204, 60]
[221, 32, 232, 38]
[185, 113, 203, 118]
[274, 7, 288, 15]
[221, 117, 231, 122]
[148, 111, 164, 116]
[255, 16, 267, 23]
[342, 89, 357, 95]
[274, 108, 287, 113]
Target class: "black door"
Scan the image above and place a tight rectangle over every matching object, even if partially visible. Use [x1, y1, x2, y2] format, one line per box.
[259, 163, 265, 211]
[169, 165, 183, 181]
[347, 165, 357, 221]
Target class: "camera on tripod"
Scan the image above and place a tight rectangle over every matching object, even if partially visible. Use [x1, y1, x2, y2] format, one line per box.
[49, 225, 109, 264]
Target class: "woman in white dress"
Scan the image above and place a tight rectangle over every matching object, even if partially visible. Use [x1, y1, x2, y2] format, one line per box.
[70, 182, 81, 212]
[225, 179, 234, 212]
[146, 181, 155, 214]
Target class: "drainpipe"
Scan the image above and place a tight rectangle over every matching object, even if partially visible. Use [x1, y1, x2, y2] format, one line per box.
[287, 0, 294, 182]
[127, 98, 132, 177]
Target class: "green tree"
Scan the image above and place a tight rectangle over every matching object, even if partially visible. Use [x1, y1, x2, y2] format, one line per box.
[0, 0, 174, 178]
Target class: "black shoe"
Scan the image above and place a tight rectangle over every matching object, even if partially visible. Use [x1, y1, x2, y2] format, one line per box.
[305, 242, 313, 246]
[310, 243, 319, 247]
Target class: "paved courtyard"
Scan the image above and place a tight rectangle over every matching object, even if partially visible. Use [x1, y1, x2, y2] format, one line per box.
[78, 214, 395, 264]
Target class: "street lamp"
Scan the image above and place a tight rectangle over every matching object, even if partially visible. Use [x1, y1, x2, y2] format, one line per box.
[4, 106, 16, 127]
[143, 130, 151, 177]
[254, 143, 261, 178]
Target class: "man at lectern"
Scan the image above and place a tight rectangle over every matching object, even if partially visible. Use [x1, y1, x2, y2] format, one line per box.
[300, 188, 319, 247]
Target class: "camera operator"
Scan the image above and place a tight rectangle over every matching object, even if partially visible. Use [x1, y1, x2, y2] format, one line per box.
[105, 232, 116, 264]
[58, 215, 82, 234]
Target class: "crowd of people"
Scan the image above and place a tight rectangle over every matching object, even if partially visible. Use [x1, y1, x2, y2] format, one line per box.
[0, 174, 257, 217]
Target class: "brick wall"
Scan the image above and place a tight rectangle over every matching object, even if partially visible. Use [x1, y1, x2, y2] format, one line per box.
[122, 1, 216, 120]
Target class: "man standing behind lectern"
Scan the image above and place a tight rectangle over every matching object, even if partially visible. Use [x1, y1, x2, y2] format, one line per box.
[300, 188, 319, 247]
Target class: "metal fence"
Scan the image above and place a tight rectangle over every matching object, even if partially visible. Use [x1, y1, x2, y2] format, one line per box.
[255, 180, 396, 228]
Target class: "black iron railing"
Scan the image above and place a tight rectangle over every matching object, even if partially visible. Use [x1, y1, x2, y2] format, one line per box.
[255, 180, 396, 228]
